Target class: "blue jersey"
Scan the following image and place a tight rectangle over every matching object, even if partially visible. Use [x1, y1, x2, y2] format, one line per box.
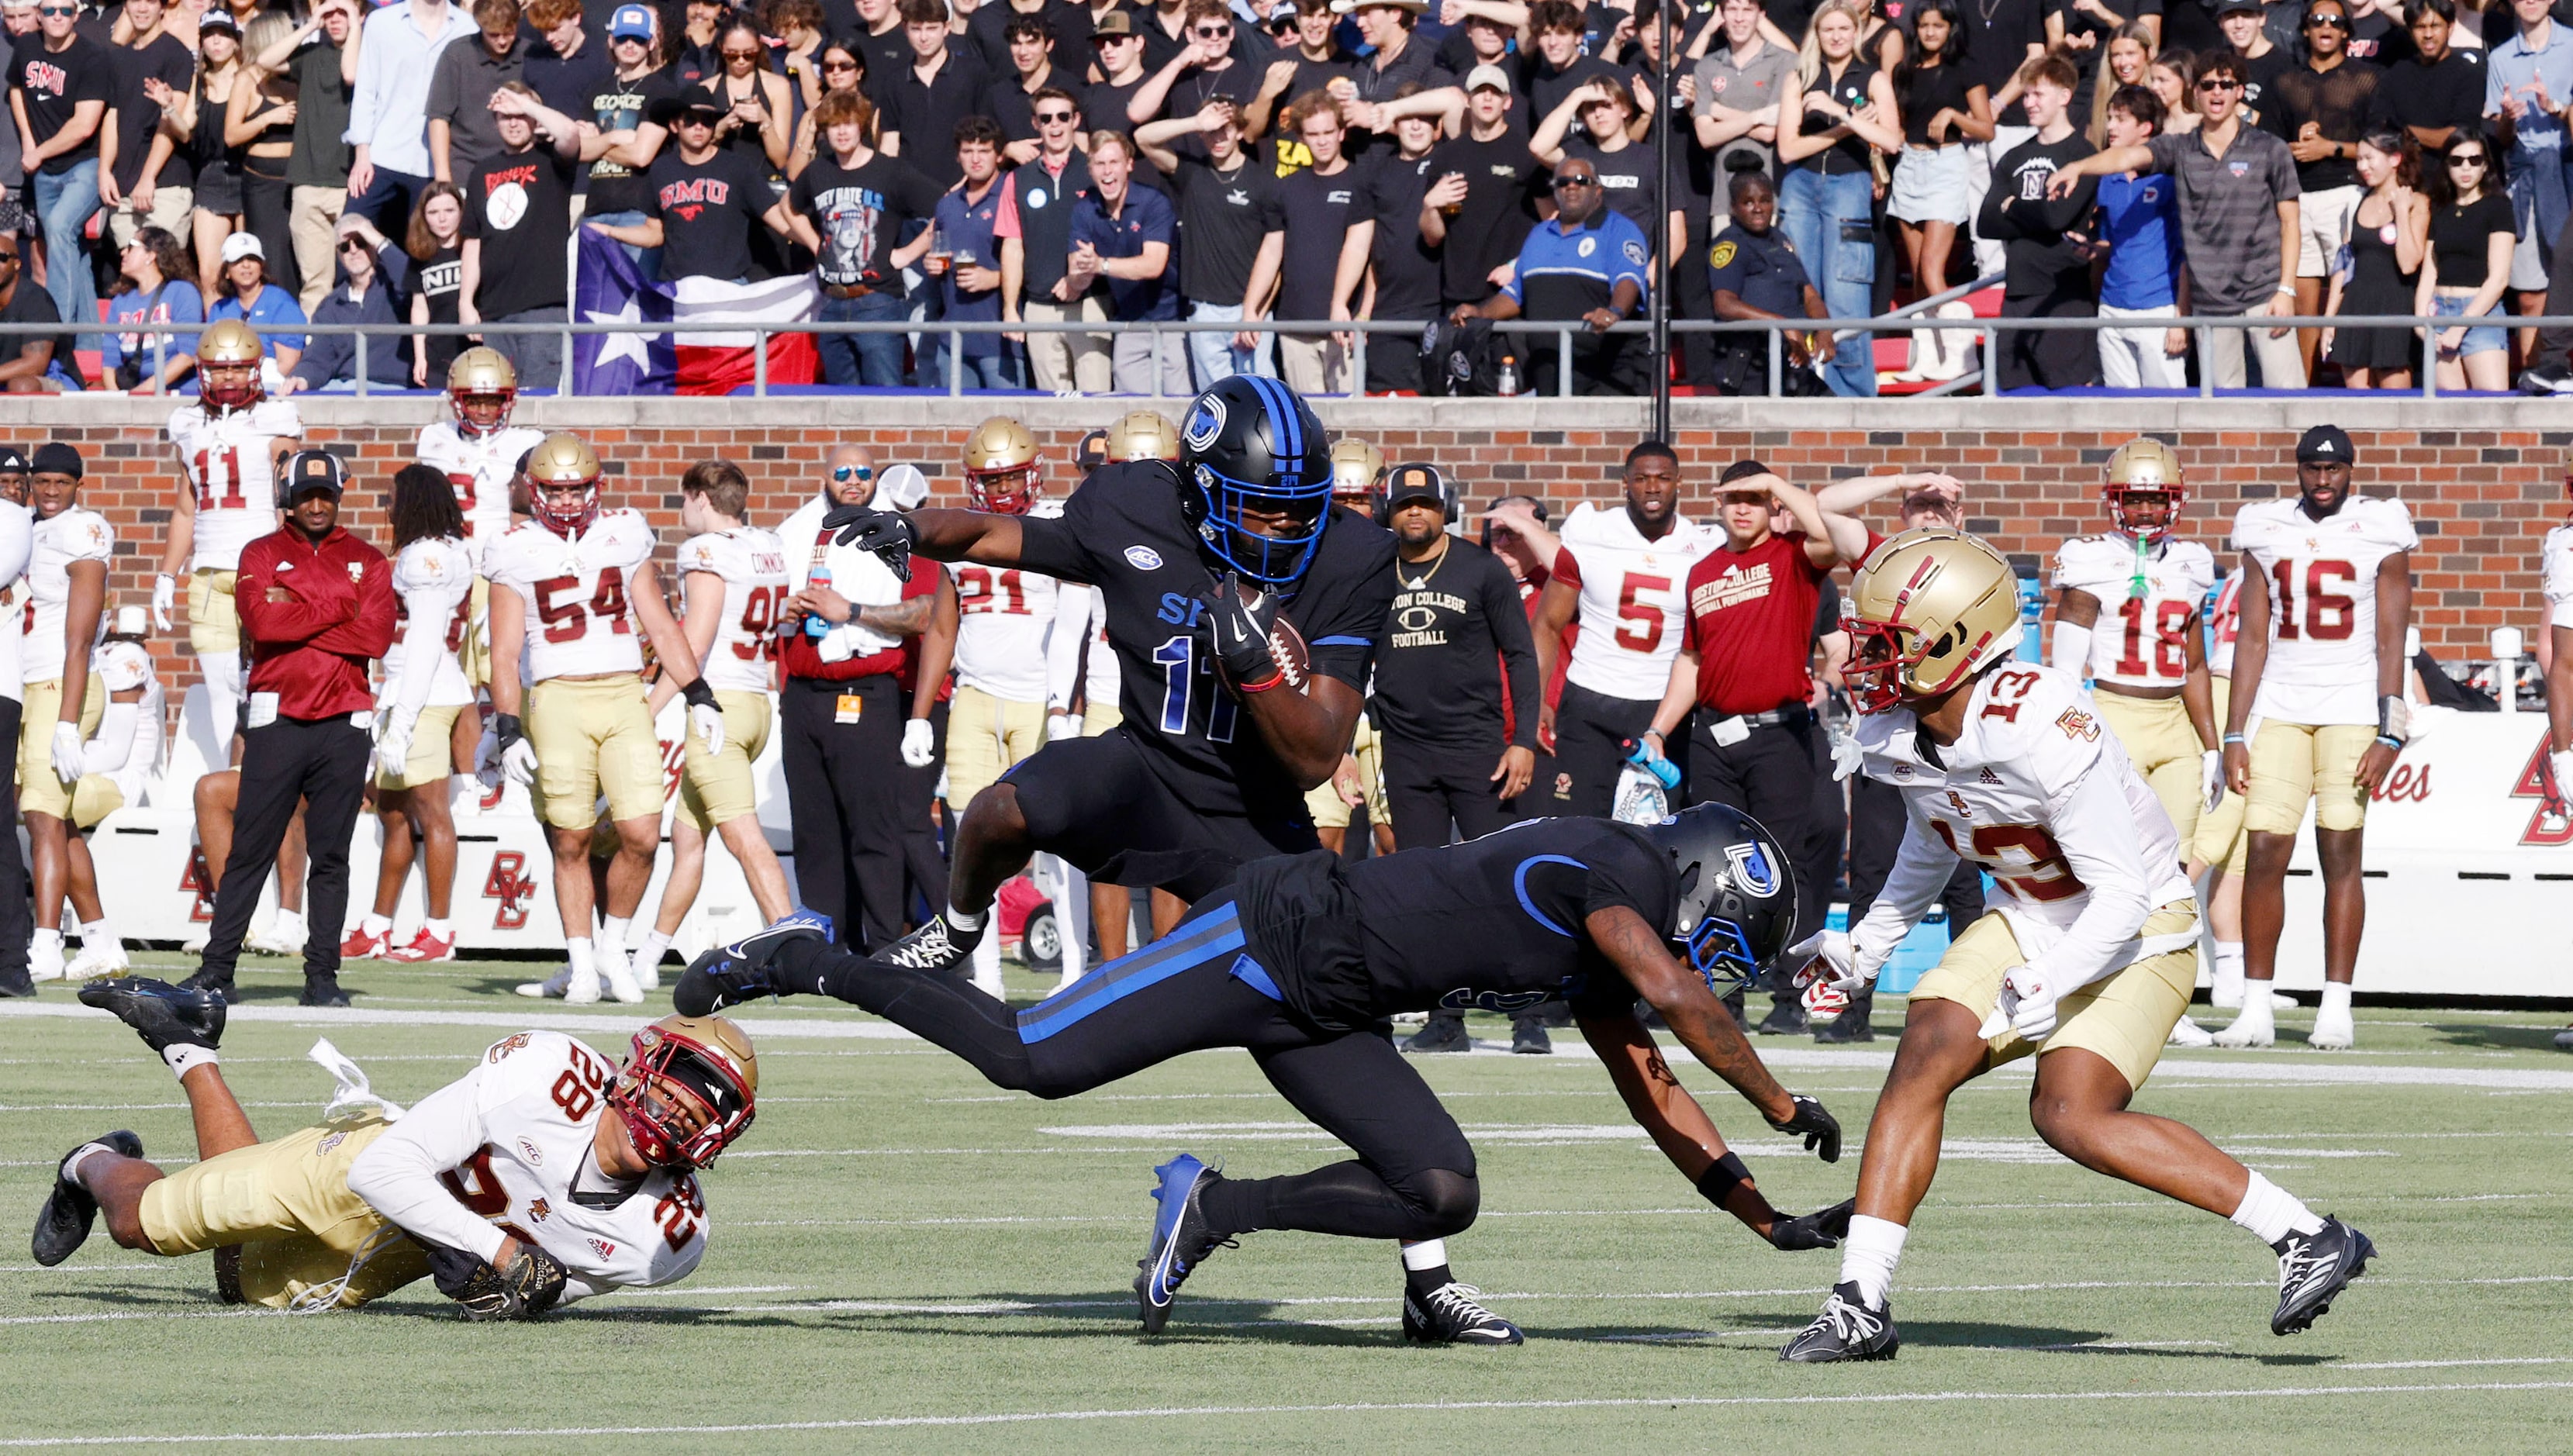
[1504, 210, 1651, 321]
[2096, 171, 2181, 311]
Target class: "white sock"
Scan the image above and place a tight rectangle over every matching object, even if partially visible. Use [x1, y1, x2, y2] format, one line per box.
[1837, 1214, 1908, 1307]
[2230, 985, 2275, 1032]
[2212, 943, 2245, 1004]
[637, 930, 675, 969]
[34, 927, 62, 951]
[161, 1043, 219, 1081]
[274, 909, 305, 936]
[425, 918, 452, 937]
[971, 932, 1003, 987]
[1400, 1238, 1449, 1272]
[63, 1140, 122, 1190]
[567, 937, 595, 978]
[601, 915, 631, 953]
[2229, 1170, 2326, 1246]
[1040, 854, 1085, 982]
[361, 913, 392, 937]
[945, 902, 986, 933]
[198, 651, 242, 741]
[78, 919, 112, 948]
[2319, 983, 2352, 1020]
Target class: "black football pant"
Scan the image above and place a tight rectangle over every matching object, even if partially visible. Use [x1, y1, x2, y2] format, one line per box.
[1845, 774, 1986, 1020]
[0, 698, 29, 992]
[781, 676, 910, 954]
[781, 892, 1480, 1243]
[1546, 682, 1669, 819]
[200, 714, 368, 982]
[1382, 740, 1519, 850]
[1687, 712, 1828, 1008]
[1003, 727, 1319, 902]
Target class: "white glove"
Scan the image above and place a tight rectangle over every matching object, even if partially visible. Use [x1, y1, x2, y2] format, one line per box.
[1980, 962, 2064, 1043]
[372, 716, 414, 781]
[49, 720, 84, 783]
[2201, 749, 2226, 813]
[1046, 712, 1082, 742]
[2551, 748, 2573, 806]
[472, 724, 503, 790]
[502, 735, 540, 787]
[1827, 721, 1863, 781]
[690, 700, 727, 757]
[900, 717, 936, 768]
[150, 573, 177, 633]
[1787, 929, 1863, 1014]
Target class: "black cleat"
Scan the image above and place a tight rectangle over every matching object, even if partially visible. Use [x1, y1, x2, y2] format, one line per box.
[674, 909, 834, 1016]
[1757, 998, 1809, 1036]
[2270, 1217, 2374, 1335]
[299, 977, 351, 1008]
[0, 974, 35, 999]
[79, 976, 225, 1054]
[1402, 1280, 1524, 1345]
[1813, 1005, 1876, 1043]
[1135, 1154, 1233, 1334]
[1404, 1013, 1471, 1054]
[32, 1131, 143, 1266]
[1509, 1016, 1552, 1055]
[878, 912, 982, 973]
[1779, 1282, 1899, 1362]
[174, 968, 236, 1004]
[1766, 1198, 1858, 1251]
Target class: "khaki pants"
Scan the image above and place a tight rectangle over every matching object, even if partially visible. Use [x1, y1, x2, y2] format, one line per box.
[1021, 295, 1110, 395]
[1276, 333, 1349, 395]
[289, 185, 347, 317]
[105, 185, 193, 250]
[2201, 309, 2309, 388]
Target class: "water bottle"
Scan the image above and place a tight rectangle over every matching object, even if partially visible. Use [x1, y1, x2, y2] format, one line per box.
[805, 562, 833, 640]
[1494, 353, 1521, 396]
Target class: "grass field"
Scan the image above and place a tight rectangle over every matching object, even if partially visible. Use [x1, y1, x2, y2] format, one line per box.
[5, 952, 2571, 1453]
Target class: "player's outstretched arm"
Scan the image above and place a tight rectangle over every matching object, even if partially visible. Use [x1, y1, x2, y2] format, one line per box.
[826, 504, 1051, 574]
[1579, 1003, 1802, 1238]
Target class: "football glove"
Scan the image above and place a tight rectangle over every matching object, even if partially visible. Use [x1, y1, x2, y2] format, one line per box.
[823, 504, 916, 581]
[1787, 929, 1863, 1016]
[1766, 1197, 1856, 1251]
[49, 720, 84, 784]
[1765, 1093, 1842, 1163]
[444, 1244, 568, 1323]
[150, 573, 176, 633]
[1197, 572, 1280, 687]
[681, 678, 725, 757]
[900, 717, 936, 768]
[1827, 720, 1863, 781]
[2202, 749, 2226, 813]
[1046, 712, 1081, 742]
[1981, 962, 2064, 1043]
[490, 712, 539, 787]
[371, 711, 415, 782]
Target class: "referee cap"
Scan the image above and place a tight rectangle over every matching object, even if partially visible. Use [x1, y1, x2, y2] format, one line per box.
[282, 449, 347, 504]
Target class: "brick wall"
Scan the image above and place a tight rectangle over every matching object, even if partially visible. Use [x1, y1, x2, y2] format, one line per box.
[22, 397, 2569, 702]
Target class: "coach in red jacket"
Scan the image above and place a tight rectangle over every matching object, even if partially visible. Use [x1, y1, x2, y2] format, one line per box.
[181, 450, 395, 1008]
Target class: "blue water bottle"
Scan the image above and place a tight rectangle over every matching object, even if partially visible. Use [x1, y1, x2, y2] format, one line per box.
[806, 562, 833, 639]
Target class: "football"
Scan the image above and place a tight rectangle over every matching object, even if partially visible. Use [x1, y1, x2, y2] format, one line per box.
[1232, 577, 1310, 692]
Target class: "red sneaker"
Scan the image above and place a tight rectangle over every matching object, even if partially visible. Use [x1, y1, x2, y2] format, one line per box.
[381, 928, 458, 964]
[340, 926, 392, 961]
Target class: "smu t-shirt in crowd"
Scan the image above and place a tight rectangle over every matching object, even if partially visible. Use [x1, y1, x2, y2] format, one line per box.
[12, 31, 113, 173]
[1166, 136, 1282, 305]
[1272, 161, 1360, 325]
[586, 69, 678, 215]
[789, 150, 945, 289]
[465, 146, 578, 315]
[1428, 126, 1544, 305]
[106, 33, 193, 192]
[648, 147, 776, 282]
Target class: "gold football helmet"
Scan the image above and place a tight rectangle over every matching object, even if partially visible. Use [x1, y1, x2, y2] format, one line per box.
[2102, 438, 2184, 543]
[611, 1014, 758, 1170]
[1328, 436, 1384, 507]
[195, 319, 264, 411]
[526, 432, 603, 535]
[447, 347, 519, 438]
[1843, 528, 2026, 714]
[962, 415, 1041, 514]
[1107, 409, 1180, 463]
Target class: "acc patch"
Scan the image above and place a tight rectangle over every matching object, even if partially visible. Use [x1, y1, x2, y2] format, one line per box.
[516, 1137, 544, 1166]
[489, 1033, 531, 1063]
[1622, 238, 1647, 267]
[2056, 708, 2101, 742]
[1708, 240, 1737, 270]
[1124, 545, 1164, 570]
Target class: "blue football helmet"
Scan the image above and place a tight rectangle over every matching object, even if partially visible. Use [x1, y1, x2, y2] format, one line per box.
[1641, 803, 1797, 992]
[1176, 376, 1333, 589]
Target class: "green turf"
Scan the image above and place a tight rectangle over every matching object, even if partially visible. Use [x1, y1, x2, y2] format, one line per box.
[5, 954, 2570, 1453]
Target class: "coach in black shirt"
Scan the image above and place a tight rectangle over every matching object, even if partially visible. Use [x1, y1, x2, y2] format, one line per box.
[2367, 0, 2483, 149]
[1140, 101, 1283, 381]
[1423, 66, 1546, 311]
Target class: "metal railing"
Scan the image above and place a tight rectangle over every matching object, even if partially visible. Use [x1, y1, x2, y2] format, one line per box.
[24, 309, 2573, 401]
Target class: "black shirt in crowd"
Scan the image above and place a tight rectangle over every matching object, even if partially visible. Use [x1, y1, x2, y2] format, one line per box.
[105, 32, 190, 193]
[1428, 126, 1545, 307]
[1358, 148, 1444, 321]
[851, 24, 916, 101]
[0, 278, 74, 380]
[648, 146, 776, 282]
[587, 68, 678, 216]
[1980, 130, 2098, 298]
[2367, 49, 2485, 140]
[465, 145, 578, 315]
[12, 31, 113, 174]
[1273, 160, 1362, 324]
[989, 69, 1091, 146]
[2428, 188, 2512, 287]
[2260, 57, 2380, 192]
[1957, 0, 2045, 126]
[1369, 536, 1539, 754]
[1521, 51, 1626, 122]
[875, 47, 993, 191]
[1166, 137, 1281, 305]
[2240, 46, 2295, 126]
[790, 150, 945, 290]
[1561, 134, 1658, 240]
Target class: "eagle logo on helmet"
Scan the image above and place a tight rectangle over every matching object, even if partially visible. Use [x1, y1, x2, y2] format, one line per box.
[195, 319, 265, 413]
[526, 433, 604, 538]
[2102, 438, 2185, 545]
[1843, 528, 2025, 715]
[962, 415, 1042, 515]
[447, 347, 520, 440]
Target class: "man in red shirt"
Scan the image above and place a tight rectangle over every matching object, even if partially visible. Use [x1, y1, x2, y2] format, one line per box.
[181, 451, 395, 1007]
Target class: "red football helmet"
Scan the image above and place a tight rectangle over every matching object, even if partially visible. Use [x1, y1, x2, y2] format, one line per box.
[2102, 439, 2185, 543]
[525, 433, 603, 537]
[609, 1015, 758, 1169]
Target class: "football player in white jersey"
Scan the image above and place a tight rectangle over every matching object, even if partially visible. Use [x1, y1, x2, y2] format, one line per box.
[22, 443, 114, 985]
[47, 976, 753, 1317]
[1529, 440, 1716, 818]
[1779, 528, 2374, 1363]
[485, 433, 728, 1005]
[2185, 569, 2260, 1013]
[60, 608, 165, 978]
[634, 459, 797, 983]
[2213, 426, 2416, 1051]
[417, 348, 545, 751]
[347, 465, 480, 966]
[153, 319, 297, 761]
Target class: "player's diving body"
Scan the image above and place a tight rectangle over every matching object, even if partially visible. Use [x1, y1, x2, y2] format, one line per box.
[1779, 529, 2374, 1363]
[39, 976, 755, 1319]
[825, 376, 1398, 970]
[677, 804, 1850, 1344]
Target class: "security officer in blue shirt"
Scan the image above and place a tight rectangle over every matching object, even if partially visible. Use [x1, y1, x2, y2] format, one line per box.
[1449, 157, 1649, 395]
[1707, 171, 1829, 396]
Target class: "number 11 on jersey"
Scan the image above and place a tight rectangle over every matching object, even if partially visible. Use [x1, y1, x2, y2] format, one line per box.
[1153, 635, 1238, 744]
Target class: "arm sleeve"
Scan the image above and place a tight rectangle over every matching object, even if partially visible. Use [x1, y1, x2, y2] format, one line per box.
[1045, 581, 1094, 712]
[2020, 759, 2158, 991]
[344, 1074, 507, 1267]
[81, 701, 138, 774]
[1007, 476, 1107, 581]
[1487, 554, 1541, 750]
[1976, 162, 2022, 242]
[1298, 532, 1396, 691]
[1849, 809, 1960, 976]
[234, 546, 356, 645]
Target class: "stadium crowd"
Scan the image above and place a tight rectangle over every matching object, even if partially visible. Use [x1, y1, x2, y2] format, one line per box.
[7, 0, 2573, 395]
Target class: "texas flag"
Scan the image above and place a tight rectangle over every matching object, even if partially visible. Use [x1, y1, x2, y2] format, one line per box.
[572, 230, 821, 395]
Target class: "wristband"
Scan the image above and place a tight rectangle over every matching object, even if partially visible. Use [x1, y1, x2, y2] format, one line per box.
[2374, 733, 2403, 750]
[1694, 1151, 1752, 1210]
[492, 712, 523, 744]
[2274, 284, 2296, 297]
[1234, 667, 1289, 693]
[2222, 733, 2246, 746]
[680, 678, 717, 710]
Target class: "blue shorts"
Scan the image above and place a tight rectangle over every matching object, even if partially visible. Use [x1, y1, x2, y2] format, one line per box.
[2432, 293, 2507, 357]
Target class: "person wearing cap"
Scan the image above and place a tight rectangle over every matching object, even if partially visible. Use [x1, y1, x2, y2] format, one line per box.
[2211, 424, 2415, 1052]
[0, 460, 30, 994]
[1450, 152, 1652, 394]
[578, 4, 679, 277]
[343, 0, 469, 238]
[180, 449, 395, 1009]
[0, 445, 28, 502]
[1421, 64, 1545, 319]
[592, 83, 794, 286]
[9, 0, 112, 350]
[20, 443, 112, 986]
[2216, 0, 2292, 126]
[207, 230, 309, 374]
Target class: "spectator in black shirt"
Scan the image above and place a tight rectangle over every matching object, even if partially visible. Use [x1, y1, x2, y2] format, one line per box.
[524, 0, 612, 122]
[462, 82, 582, 391]
[2368, 0, 2484, 149]
[877, 0, 990, 190]
[668, 0, 726, 88]
[97, 0, 192, 261]
[10, 0, 112, 343]
[2219, 0, 2294, 124]
[405, 181, 466, 385]
[992, 12, 1083, 160]
[789, 39, 869, 174]
[968, 0, 1069, 77]
[259, 0, 357, 319]
[426, 0, 528, 187]
[0, 232, 79, 391]
[1245, 0, 1359, 144]
[1532, 77, 1666, 250]
[2263, 0, 2378, 373]
[278, 212, 411, 393]
[1138, 98, 1286, 381]
[848, 0, 915, 91]
[594, 88, 794, 283]
[1957, 0, 2048, 278]
[1977, 51, 2100, 388]
[1421, 64, 1549, 312]
[702, 15, 796, 175]
[785, 87, 941, 385]
[1127, 0, 1254, 128]
[1349, 91, 1446, 391]
[1086, 12, 1154, 137]
[1523, 0, 1629, 119]
[1340, 0, 1464, 125]
[582, 5, 675, 277]
[1243, 89, 1367, 392]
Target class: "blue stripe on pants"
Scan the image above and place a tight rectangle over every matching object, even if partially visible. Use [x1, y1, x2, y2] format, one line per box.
[1016, 906, 1247, 1044]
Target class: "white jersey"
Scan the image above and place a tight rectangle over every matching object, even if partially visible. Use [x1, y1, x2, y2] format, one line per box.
[955, 499, 1067, 702]
[2207, 571, 2243, 675]
[346, 1031, 707, 1305]
[1552, 502, 1715, 701]
[384, 536, 477, 712]
[484, 510, 658, 683]
[24, 507, 112, 683]
[416, 422, 547, 557]
[167, 399, 299, 571]
[1852, 662, 2195, 991]
[0, 499, 33, 701]
[2050, 534, 2216, 688]
[675, 526, 789, 694]
[2543, 522, 2573, 631]
[2233, 495, 2417, 726]
[85, 640, 164, 799]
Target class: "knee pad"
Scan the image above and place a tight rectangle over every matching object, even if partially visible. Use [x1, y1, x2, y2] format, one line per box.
[1388, 1167, 1480, 1237]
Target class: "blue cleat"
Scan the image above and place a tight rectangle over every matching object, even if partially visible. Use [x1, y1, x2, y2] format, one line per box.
[672, 909, 834, 1017]
[1135, 1153, 1233, 1334]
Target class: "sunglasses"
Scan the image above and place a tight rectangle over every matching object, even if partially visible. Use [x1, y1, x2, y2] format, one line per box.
[2450, 153, 2488, 167]
[823, 57, 858, 69]
[2198, 77, 2242, 91]
[720, 47, 762, 60]
[37, 5, 73, 14]
[337, 236, 369, 252]
[0, 251, 20, 264]
[1551, 174, 1597, 189]
[1193, 24, 1231, 35]
[681, 109, 722, 123]
[1034, 109, 1075, 122]
[833, 464, 874, 481]
[2305, 12, 2348, 26]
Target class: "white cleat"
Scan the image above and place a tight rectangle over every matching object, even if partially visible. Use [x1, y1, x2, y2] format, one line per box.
[603, 954, 644, 1006]
[515, 967, 603, 1002]
[2212, 1003, 2276, 1049]
[28, 939, 67, 984]
[2308, 1007, 2355, 1051]
[633, 956, 661, 992]
[2167, 1016, 2216, 1047]
[65, 940, 129, 980]
[247, 914, 308, 957]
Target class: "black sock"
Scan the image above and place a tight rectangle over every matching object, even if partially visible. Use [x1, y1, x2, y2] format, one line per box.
[1404, 1258, 1453, 1295]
